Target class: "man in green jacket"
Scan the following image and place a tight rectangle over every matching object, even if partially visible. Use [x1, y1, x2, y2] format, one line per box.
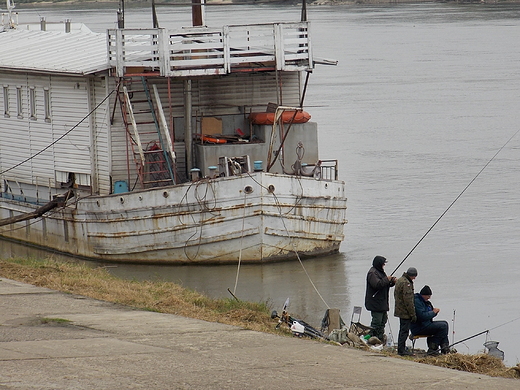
[394, 267, 418, 356]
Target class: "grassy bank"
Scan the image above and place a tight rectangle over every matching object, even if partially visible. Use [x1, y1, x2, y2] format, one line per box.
[1, 257, 519, 379]
[0, 257, 276, 333]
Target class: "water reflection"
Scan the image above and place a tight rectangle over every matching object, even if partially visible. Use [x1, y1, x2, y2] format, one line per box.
[101, 252, 353, 327]
[0, 238, 352, 327]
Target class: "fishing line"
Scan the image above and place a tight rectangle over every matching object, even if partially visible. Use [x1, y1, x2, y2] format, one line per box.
[448, 315, 520, 348]
[390, 127, 520, 276]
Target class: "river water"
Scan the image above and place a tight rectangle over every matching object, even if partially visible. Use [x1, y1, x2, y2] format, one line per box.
[2, 2, 520, 365]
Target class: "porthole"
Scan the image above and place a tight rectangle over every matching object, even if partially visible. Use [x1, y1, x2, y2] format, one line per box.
[268, 185, 275, 193]
[244, 185, 253, 194]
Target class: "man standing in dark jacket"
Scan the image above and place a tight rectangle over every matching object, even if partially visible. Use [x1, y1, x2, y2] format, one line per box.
[364, 255, 396, 343]
[394, 267, 418, 356]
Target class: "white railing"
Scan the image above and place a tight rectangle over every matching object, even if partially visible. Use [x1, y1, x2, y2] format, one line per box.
[107, 22, 312, 77]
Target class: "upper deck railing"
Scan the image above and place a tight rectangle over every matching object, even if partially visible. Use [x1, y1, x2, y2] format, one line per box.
[107, 21, 312, 77]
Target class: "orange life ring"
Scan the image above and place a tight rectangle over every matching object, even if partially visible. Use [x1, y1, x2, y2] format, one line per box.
[201, 135, 227, 144]
[249, 111, 311, 125]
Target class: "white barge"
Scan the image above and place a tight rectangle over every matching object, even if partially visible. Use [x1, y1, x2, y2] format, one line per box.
[0, 2, 347, 263]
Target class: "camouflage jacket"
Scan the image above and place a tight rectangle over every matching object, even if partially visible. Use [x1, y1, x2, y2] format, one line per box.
[393, 273, 416, 320]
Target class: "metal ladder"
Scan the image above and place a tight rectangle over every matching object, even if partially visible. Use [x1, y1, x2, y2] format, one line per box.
[117, 76, 176, 189]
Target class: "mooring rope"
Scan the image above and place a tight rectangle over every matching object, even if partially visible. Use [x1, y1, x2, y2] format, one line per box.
[242, 171, 330, 309]
[232, 191, 248, 296]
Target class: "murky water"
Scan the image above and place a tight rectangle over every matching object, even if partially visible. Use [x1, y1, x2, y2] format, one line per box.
[3, 3, 520, 365]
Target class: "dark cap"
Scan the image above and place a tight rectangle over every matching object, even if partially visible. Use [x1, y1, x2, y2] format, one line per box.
[406, 267, 418, 277]
[420, 285, 432, 296]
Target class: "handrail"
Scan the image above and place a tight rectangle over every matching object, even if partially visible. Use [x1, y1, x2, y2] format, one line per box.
[107, 21, 312, 77]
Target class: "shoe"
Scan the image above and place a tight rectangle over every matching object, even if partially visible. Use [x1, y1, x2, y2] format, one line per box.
[367, 336, 382, 345]
[398, 350, 416, 357]
[440, 343, 451, 355]
[427, 342, 440, 356]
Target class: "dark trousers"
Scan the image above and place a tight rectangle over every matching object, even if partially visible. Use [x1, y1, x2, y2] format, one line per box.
[397, 318, 412, 354]
[369, 311, 388, 341]
[415, 320, 449, 347]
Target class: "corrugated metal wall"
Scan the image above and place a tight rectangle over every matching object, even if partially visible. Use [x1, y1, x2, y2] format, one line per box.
[0, 71, 107, 199]
[89, 76, 111, 195]
[1, 73, 35, 184]
[51, 76, 92, 178]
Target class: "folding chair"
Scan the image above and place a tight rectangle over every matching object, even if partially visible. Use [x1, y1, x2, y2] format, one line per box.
[409, 334, 433, 351]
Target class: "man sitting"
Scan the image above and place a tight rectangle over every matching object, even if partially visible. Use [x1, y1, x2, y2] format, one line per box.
[410, 285, 450, 355]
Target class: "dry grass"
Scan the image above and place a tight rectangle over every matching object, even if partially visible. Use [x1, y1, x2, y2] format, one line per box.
[2, 256, 519, 380]
[0, 257, 279, 334]
[415, 353, 520, 379]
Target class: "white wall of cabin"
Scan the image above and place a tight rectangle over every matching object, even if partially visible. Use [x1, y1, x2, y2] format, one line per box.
[0, 71, 112, 199]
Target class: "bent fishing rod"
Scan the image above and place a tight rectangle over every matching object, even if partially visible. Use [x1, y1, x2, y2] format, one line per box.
[390, 128, 520, 277]
[447, 315, 520, 349]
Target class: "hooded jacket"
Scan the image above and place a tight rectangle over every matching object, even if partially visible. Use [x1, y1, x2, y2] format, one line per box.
[364, 256, 395, 312]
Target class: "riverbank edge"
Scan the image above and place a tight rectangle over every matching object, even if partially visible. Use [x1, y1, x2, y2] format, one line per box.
[1, 257, 519, 380]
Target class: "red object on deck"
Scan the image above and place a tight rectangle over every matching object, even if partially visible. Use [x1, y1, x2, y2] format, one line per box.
[201, 135, 227, 144]
[249, 111, 311, 125]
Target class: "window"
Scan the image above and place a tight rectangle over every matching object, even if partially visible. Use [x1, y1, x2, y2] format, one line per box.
[3, 86, 9, 117]
[29, 87, 36, 120]
[44, 88, 51, 122]
[16, 87, 23, 118]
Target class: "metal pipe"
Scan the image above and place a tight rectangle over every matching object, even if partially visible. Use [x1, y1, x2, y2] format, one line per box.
[184, 79, 193, 174]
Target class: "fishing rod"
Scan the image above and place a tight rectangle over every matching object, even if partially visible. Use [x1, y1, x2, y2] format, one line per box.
[390, 128, 520, 276]
[448, 330, 489, 349]
[447, 315, 520, 349]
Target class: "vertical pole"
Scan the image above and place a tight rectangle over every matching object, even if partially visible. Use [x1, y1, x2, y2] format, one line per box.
[192, 0, 205, 27]
[117, 0, 125, 28]
[184, 80, 193, 174]
[151, 0, 159, 28]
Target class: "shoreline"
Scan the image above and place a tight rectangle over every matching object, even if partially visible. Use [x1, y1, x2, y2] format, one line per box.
[11, 0, 520, 8]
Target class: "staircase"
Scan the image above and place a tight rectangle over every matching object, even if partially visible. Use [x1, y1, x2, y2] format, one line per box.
[117, 76, 176, 189]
